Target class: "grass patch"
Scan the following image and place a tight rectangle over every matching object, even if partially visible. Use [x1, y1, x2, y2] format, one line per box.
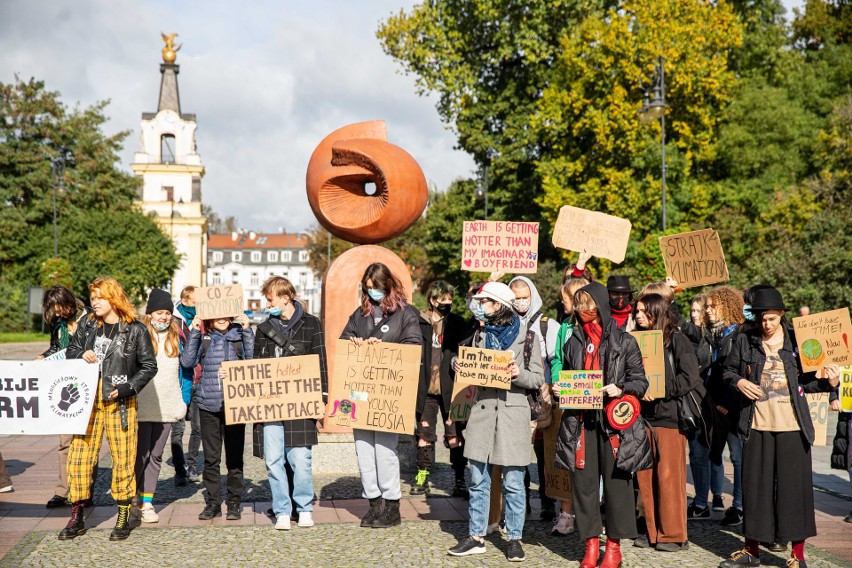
[0, 332, 50, 343]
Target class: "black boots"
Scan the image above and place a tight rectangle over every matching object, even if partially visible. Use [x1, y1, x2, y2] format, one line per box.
[361, 497, 383, 527]
[372, 499, 401, 528]
[109, 501, 132, 541]
[57, 501, 86, 540]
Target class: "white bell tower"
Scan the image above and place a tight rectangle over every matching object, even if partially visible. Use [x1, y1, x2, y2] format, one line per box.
[132, 33, 208, 294]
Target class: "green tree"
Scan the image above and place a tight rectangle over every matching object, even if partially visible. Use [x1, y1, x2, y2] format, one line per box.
[0, 77, 179, 328]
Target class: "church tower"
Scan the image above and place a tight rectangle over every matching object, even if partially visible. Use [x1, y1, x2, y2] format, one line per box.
[132, 33, 208, 294]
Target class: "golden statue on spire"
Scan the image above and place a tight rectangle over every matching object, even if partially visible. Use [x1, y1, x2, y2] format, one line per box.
[161, 32, 182, 63]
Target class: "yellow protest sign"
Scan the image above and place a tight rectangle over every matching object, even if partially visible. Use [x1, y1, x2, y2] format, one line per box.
[461, 220, 540, 274]
[221, 356, 324, 425]
[840, 366, 852, 413]
[196, 285, 244, 320]
[455, 346, 513, 390]
[326, 340, 421, 435]
[629, 330, 665, 399]
[556, 370, 604, 409]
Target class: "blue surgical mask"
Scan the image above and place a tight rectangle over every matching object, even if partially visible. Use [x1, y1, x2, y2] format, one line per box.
[152, 321, 169, 332]
[743, 304, 754, 321]
[367, 289, 385, 303]
[266, 306, 282, 316]
[468, 299, 486, 322]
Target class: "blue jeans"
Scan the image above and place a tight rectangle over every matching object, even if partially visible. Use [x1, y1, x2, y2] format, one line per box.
[263, 422, 314, 517]
[468, 460, 526, 541]
[688, 436, 724, 509]
[726, 432, 743, 510]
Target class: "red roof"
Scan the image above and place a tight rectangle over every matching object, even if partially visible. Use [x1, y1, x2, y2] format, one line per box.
[208, 233, 308, 249]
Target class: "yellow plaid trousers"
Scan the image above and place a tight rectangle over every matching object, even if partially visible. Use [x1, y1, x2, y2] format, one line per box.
[67, 388, 138, 503]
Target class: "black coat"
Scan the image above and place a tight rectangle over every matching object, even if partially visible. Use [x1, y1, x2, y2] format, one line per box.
[416, 311, 467, 415]
[640, 331, 704, 429]
[554, 282, 652, 474]
[67, 317, 157, 400]
[830, 387, 849, 470]
[340, 304, 423, 346]
[722, 325, 833, 446]
[252, 311, 329, 449]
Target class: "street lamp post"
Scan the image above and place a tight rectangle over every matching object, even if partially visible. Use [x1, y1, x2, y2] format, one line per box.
[639, 56, 667, 231]
[474, 164, 489, 219]
[50, 154, 68, 258]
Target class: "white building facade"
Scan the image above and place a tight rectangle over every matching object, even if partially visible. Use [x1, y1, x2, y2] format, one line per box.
[207, 232, 320, 315]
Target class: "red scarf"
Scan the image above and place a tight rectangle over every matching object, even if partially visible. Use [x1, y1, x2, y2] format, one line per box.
[582, 321, 603, 370]
[610, 304, 632, 328]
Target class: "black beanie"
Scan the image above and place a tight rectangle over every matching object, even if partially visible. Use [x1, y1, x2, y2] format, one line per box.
[146, 288, 173, 314]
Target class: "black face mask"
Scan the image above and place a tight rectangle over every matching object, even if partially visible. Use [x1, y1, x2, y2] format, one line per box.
[610, 296, 628, 311]
[435, 303, 452, 316]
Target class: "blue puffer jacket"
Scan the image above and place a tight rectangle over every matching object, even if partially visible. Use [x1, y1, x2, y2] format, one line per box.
[180, 325, 255, 413]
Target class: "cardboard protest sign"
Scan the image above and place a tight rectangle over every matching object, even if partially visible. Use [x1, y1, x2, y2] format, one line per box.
[841, 366, 852, 413]
[0, 360, 99, 435]
[659, 229, 729, 288]
[551, 206, 632, 264]
[792, 308, 852, 372]
[806, 392, 830, 446]
[629, 330, 665, 399]
[556, 370, 604, 409]
[449, 381, 476, 422]
[455, 346, 513, 390]
[326, 339, 421, 435]
[221, 355, 324, 425]
[196, 284, 244, 320]
[543, 407, 573, 501]
[461, 220, 539, 274]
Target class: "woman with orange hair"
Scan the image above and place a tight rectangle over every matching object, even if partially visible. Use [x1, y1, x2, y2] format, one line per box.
[59, 277, 157, 542]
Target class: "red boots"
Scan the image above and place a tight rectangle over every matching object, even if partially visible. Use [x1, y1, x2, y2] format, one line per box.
[581, 537, 600, 568]
[600, 538, 622, 568]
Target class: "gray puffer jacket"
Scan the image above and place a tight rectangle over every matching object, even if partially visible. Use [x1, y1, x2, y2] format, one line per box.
[180, 325, 254, 413]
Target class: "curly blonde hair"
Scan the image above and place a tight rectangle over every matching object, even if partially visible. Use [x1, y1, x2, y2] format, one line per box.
[707, 286, 745, 327]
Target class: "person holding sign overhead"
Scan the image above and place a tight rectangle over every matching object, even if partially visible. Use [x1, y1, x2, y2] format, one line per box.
[340, 263, 422, 530]
[447, 281, 545, 562]
[553, 281, 650, 568]
[60, 277, 157, 542]
[254, 276, 328, 530]
[719, 286, 840, 568]
[632, 294, 703, 552]
[180, 311, 254, 522]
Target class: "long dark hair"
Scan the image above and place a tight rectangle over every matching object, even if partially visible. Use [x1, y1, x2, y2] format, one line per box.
[360, 263, 407, 315]
[42, 285, 78, 323]
[484, 303, 515, 327]
[634, 293, 680, 347]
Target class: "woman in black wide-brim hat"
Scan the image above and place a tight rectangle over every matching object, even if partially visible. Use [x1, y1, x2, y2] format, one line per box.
[718, 286, 840, 568]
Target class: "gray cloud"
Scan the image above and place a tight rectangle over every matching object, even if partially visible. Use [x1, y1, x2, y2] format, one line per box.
[1, 0, 475, 233]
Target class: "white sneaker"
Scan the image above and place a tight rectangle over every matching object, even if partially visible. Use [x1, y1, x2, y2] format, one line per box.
[552, 512, 575, 535]
[140, 503, 159, 523]
[298, 511, 314, 528]
[275, 515, 291, 530]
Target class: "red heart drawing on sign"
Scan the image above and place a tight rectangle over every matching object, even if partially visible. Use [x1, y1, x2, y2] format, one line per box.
[463, 259, 472, 267]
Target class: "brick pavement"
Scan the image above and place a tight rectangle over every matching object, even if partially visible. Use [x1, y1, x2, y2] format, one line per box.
[2, 342, 851, 566]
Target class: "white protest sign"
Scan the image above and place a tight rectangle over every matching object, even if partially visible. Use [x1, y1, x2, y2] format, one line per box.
[0, 360, 99, 435]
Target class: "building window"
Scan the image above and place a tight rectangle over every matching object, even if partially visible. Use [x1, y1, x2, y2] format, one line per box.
[163, 186, 174, 202]
[231, 271, 239, 284]
[281, 251, 292, 263]
[212, 272, 221, 285]
[251, 251, 261, 263]
[250, 272, 259, 286]
[299, 250, 309, 263]
[257, 236, 267, 245]
[212, 251, 223, 263]
[267, 251, 278, 263]
[161, 134, 176, 164]
[232, 251, 242, 262]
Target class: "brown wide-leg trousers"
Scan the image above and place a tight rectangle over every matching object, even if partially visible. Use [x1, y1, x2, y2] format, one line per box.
[636, 425, 688, 544]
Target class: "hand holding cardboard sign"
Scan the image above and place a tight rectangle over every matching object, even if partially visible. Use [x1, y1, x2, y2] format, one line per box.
[825, 364, 841, 387]
[508, 359, 520, 378]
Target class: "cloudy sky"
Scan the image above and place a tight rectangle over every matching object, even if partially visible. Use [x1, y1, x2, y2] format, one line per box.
[1, 0, 803, 234]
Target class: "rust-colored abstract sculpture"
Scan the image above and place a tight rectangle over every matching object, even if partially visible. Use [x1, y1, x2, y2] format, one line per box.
[305, 121, 428, 244]
[307, 121, 428, 433]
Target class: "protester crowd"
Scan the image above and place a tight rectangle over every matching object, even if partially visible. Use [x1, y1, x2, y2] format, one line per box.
[10, 253, 850, 568]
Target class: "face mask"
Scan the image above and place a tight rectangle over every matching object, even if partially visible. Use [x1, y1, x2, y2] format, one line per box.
[512, 298, 531, 314]
[610, 297, 628, 311]
[577, 309, 599, 324]
[367, 289, 385, 303]
[266, 306, 282, 316]
[483, 305, 503, 322]
[435, 303, 452, 316]
[468, 299, 486, 322]
[152, 321, 170, 332]
[742, 304, 754, 321]
[179, 304, 196, 320]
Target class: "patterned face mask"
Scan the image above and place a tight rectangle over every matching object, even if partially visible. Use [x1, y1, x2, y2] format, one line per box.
[512, 298, 531, 314]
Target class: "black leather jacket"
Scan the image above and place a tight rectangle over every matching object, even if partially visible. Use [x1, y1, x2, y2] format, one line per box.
[66, 316, 157, 401]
